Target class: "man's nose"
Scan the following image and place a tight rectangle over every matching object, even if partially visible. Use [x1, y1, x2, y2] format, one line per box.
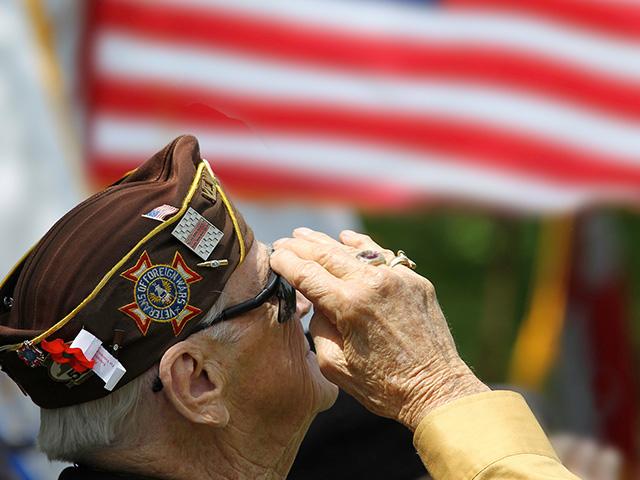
[296, 292, 312, 318]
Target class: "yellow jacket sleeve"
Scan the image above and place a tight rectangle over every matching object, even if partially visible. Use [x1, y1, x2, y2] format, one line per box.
[413, 391, 580, 479]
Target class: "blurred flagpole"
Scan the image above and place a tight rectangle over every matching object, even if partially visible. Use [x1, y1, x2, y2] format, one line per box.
[509, 213, 639, 471]
[0, 3, 85, 478]
[558, 214, 638, 469]
[23, 0, 86, 196]
[509, 217, 574, 389]
[0, 0, 82, 275]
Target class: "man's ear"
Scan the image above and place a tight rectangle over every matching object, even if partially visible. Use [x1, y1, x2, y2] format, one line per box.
[159, 339, 230, 428]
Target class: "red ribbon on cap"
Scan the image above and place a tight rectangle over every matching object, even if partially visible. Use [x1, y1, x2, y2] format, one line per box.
[40, 338, 95, 373]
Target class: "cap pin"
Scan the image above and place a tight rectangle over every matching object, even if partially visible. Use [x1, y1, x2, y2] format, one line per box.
[16, 341, 46, 368]
[197, 259, 229, 268]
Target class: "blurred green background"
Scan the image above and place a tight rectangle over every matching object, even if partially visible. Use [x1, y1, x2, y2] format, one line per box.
[364, 209, 640, 384]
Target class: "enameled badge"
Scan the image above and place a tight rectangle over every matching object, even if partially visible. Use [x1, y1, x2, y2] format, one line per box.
[119, 251, 203, 336]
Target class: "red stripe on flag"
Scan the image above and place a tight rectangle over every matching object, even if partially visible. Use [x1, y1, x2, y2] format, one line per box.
[445, 0, 640, 42]
[91, 78, 640, 189]
[94, 0, 640, 122]
[89, 155, 425, 210]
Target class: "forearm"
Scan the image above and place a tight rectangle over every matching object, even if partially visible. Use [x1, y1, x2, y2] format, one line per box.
[413, 391, 579, 480]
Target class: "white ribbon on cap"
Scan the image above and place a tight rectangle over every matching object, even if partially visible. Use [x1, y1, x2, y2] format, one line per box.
[70, 329, 126, 391]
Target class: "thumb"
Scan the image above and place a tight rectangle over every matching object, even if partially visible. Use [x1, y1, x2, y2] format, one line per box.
[309, 313, 348, 383]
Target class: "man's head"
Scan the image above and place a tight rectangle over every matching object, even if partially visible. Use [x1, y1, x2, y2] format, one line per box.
[38, 240, 337, 468]
[0, 135, 337, 470]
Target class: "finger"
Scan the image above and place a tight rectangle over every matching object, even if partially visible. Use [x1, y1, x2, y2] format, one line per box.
[309, 313, 344, 349]
[293, 227, 338, 245]
[270, 248, 344, 314]
[339, 230, 395, 262]
[293, 231, 363, 257]
[341, 231, 420, 277]
[295, 291, 313, 320]
[309, 313, 349, 382]
[276, 237, 369, 279]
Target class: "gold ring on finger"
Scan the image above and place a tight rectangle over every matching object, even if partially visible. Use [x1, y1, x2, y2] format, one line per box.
[388, 250, 417, 270]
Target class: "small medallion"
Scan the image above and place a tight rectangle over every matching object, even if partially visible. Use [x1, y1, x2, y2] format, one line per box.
[16, 342, 46, 368]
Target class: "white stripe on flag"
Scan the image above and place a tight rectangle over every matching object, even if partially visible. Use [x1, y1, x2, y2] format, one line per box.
[93, 115, 638, 212]
[95, 31, 640, 164]
[138, 0, 640, 81]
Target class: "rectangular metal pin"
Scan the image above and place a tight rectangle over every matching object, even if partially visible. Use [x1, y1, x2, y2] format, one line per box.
[197, 259, 229, 268]
[171, 207, 224, 261]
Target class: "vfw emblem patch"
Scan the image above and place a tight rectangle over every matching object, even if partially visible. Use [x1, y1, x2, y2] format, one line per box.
[119, 251, 203, 336]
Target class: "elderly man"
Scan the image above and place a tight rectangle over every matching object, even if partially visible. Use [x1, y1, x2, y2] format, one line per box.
[0, 136, 577, 479]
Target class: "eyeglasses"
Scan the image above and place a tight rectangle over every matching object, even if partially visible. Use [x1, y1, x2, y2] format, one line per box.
[151, 270, 297, 393]
[212, 270, 297, 325]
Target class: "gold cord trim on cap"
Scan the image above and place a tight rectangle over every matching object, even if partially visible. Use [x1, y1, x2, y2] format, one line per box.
[0, 246, 36, 292]
[122, 168, 137, 179]
[215, 183, 246, 264]
[1, 162, 207, 351]
[202, 158, 245, 263]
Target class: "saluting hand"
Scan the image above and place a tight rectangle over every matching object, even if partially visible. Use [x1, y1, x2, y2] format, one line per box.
[271, 228, 488, 430]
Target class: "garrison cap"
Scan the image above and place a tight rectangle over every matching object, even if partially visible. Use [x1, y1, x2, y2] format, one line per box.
[0, 135, 254, 408]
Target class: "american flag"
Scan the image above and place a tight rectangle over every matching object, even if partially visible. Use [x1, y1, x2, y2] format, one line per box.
[84, 0, 640, 212]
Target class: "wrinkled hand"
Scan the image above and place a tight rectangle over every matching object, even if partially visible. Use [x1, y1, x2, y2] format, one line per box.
[271, 228, 488, 430]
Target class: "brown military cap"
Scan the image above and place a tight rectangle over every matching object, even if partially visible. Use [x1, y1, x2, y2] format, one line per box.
[0, 135, 254, 408]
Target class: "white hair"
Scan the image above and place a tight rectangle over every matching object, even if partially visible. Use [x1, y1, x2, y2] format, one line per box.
[38, 296, 239, 462]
